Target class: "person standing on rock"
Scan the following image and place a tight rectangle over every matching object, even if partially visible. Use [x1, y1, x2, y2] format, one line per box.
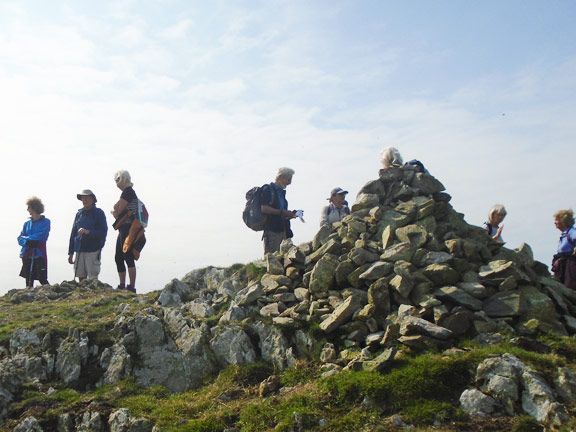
[68, 189, 108, 282]
[17, 196, 50, 287]
[111, 170, 145, 293]
[552, 209, 576, 289]
[483, 204, 507, 243]
[260, 167, 297, 254]
[320, 187, 350, 226]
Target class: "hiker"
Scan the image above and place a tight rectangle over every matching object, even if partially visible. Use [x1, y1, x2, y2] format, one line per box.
[551, 209, 576, 289]
[320, 187, 350, 226]
[483, 204, 507, 243]
[260, 167, 297, 254]
[111, 170, 146, 293]
[380, 147, 403, 168]
[68, 189, 108, 282]
[17, 196, 50, 287]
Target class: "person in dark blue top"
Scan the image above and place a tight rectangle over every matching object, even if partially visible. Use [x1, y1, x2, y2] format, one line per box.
[68, 189, 108, 282]
[260, 167, 297, 254]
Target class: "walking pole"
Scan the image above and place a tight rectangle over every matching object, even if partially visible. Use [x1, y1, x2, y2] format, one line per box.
[74, 233, 82, 283]
[28, 248, 36, 288]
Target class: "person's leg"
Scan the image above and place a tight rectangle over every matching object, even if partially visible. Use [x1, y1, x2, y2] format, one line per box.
[86, 251, 101, 280]
[125, 250, 136, 292]
[263, 230, 285, 254]
[75, 252, 88, 282]
[20, 258, 33, 287]
[128, 267, 136, 288]
[37, 257, 48, 285]
[115, 234, 127, 288]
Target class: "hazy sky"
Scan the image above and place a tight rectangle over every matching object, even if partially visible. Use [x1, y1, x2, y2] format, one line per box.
[1, 1, 575, 295]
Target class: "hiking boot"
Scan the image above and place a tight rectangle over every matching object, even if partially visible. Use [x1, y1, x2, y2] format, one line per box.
[116, 284, 126, 290]
[126, 285, 136, 293]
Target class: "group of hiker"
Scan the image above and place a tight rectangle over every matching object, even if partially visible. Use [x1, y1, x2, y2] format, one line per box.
[252, 147, 576, 290]
[17, 170, 146, 293]
[17, 150, 576, 293]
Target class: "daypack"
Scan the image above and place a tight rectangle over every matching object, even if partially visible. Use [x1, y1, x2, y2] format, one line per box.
[404, 159, 428, 174]
[137, 198, 149, 228]
[326, 203, 350, 217]
[243, 184, 273, 231]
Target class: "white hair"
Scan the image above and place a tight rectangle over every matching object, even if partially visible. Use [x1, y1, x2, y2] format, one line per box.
[276, 167, 295, 180]
[380, 147, 403, 168]
[114, 170, 134, 188]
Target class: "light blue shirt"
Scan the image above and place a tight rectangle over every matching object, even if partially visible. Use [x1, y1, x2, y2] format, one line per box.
[557, 226, 576, 254]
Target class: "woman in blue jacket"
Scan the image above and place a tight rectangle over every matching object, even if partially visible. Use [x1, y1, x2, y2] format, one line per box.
[17, 196, 51, 287]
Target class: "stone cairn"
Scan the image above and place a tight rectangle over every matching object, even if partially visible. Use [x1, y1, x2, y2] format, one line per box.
[253, 165, 576, 344]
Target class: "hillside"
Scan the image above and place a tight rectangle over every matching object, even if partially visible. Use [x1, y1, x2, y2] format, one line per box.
[1, 165, 575, 431]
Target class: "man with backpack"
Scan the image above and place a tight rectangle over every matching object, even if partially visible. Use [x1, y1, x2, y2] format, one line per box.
[260, 167, 297, 254]
[68, 189, 108, 282]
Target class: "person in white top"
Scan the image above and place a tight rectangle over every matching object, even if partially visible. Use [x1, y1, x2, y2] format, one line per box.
[320, 187, 350, 226]
[483, 204, 507, 243]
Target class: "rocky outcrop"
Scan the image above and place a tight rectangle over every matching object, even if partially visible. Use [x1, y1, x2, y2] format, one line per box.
[460, 353, 573, 428]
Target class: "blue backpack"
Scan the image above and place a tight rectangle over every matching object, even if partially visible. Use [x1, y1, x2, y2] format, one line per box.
[404, 159, 428, 174]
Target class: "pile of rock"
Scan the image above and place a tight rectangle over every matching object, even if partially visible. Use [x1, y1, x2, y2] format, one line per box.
[209, 165, 575, 353]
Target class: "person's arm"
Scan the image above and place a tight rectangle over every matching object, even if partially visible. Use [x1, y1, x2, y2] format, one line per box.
[112, 198, 128, 218]
[17, 222, 28, 247]
[85, 209, 108, 241]
[68, 214, 77, 256]
[261, 205, 294, 218]
[27, 219, 50, 242]
[494, 225, 504, 239]
[320, 206, 329, 226]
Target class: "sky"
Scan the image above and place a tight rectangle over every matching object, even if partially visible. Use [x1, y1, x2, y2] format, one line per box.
[1, 0, 575, 296]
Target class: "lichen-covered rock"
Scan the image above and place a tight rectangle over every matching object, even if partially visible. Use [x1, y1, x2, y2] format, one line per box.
[55, 338, 82, 386]
[483, 291, 523, 318]
[210, 325, 257, 367]
[434, 286, 483, 311]
[98, 344, 133, 387]
[461, 354, 571, 428]
[9, 329, 41, 355]
[320, 295, 363, 333]
[132, 313, 194, 393]
[13, 416, 43, 432]
[156, 278, 192, 307]
[109, 408, 154, 432]
[309, 254, 340, 297]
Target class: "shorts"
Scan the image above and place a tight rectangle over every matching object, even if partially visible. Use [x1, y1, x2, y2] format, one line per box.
[263, 230, 286, 255]
[74, 251, 101, 279]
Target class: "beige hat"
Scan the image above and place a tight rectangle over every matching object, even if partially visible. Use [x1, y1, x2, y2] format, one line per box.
[77, 189, 97, 203]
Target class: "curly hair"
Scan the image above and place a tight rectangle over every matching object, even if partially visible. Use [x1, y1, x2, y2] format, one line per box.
[26, 196, 44, 214]
[554, 209, 575, 228]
